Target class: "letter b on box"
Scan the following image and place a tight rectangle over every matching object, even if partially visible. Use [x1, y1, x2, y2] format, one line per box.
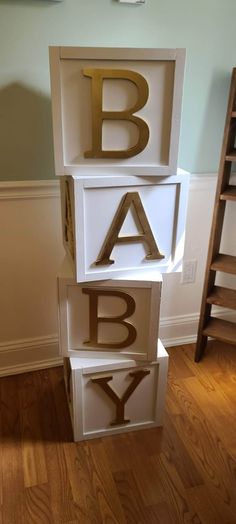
[57, 258, 162, 361]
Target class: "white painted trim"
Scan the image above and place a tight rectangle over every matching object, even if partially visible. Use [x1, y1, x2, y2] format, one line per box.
[0, 357, 63, 378]
[1, 172, 232, 198]
[160, 308, 236, 347]
[0, 179, 60, 200]
[189, 172, 236, 184]
[0, 306, 234, 376]
[0, 334, 62, 377]
[163, 334, 198, 347]
[0, 333, 58, 353]
[0, 173, 230, 198]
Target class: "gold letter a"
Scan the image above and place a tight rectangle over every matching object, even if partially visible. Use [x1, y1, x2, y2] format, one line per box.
[95, 191, 164, 266]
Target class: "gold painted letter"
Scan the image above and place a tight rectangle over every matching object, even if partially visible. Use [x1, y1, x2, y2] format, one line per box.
[91, 369, 150, 426]
[95, 191, 164, 266]
[83, 68, 149, 158]
[82, 288, 136, 349]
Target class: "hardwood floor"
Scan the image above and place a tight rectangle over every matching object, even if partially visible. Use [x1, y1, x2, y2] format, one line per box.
[0, 342, 236, 523]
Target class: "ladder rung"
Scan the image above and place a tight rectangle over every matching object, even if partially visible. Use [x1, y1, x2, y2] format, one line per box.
[225, 149, 236, 161]
[206, 286, 236, 310]
[220, 185, 236, 201]
[202, 317, 236, 345]
[211, 254, 236, 275]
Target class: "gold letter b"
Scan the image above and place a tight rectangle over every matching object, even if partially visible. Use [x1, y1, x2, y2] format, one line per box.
[83, 288, 137, 349]
[83, 68, 149, 159]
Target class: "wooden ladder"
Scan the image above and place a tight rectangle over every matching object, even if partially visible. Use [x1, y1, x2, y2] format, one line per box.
[195, 68, 236, 362]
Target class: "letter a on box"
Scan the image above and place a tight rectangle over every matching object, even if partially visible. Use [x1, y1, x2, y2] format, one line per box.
[95, 191, 164, 266]
[59, 173, 189, 281]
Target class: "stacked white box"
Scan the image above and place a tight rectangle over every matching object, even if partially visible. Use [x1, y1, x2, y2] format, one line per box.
[49, 46, 186, 178]
[63, 339, 169, 441]
[58, 257, 162, 362]
[60, 171, 189, 283]
[58, 256, 166, 441]
[50, 45, 188, 441]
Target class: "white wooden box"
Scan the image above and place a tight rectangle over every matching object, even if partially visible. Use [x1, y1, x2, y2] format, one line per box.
[61, 171, 189, 282]
[58, 257, 162, 361]
[63, 339, 169, 441]
[49, 46, 185, 177]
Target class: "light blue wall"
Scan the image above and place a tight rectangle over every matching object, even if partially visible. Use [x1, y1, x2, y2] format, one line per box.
[0, 0, 236, 180]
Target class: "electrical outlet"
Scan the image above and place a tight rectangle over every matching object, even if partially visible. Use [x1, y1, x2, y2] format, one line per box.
[181, 259, 197, 284]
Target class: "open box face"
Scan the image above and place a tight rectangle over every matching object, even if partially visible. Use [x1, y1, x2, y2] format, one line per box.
[62, 339, 169, 441]
[49, 47, 185, 176]
[60, 171, 189, 282]
[58, 264, 162, 361]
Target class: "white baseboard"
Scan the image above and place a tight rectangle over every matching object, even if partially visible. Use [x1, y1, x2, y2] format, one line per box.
[0, 308, 235, 376]
[160, 312, 199, 347]
[160, 308, 236, 347]
[0, 335, 62, 377]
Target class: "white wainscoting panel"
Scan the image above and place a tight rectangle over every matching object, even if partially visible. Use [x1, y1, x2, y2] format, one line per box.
[0, 180, 64, 375]
[0, 174, 235, 376]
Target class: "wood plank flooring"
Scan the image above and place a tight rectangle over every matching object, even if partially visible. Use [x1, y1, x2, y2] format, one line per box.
[0, 342, 236, 523]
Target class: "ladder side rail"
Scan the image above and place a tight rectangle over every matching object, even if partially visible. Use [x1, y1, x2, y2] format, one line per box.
[195, 68, 236, 362]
